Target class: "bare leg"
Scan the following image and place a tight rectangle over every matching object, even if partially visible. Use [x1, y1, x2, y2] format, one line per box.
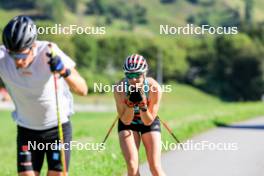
[18, 171, 39, 176]
[47, 170, 68, 176]
[119, 130, 141, 176]
[142, 131, 166, 176]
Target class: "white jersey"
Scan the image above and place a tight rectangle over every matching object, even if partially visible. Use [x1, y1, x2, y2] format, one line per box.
[0, 41, 76, 130]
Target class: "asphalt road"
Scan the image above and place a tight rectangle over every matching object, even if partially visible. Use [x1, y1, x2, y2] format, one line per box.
[139, 116, 264, 176]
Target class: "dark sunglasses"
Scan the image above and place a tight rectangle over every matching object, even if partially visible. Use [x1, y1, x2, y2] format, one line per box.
[9, 47, 32, 60]
[125, 72, 142, 79]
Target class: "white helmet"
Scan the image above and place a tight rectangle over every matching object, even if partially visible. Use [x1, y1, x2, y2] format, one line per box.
[123, 54, 148, 73]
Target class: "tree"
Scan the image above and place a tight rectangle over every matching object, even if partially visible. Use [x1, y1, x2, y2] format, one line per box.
[160, 0, 176, 4]
[186, 0, 199, 4]
[72, 35, 98, 71]
[86, 0, 147, 27]
[64, 0, 78, 12]
[245, 0, 254, 26]
[35, 0, 65, 22]
[0, 0, 35, 9]
[212, 34, 263, 101]
[86, 0, 106, 15]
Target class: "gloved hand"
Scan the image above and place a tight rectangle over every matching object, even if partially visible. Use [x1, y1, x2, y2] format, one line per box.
[46, 53, 64, 72]
[137, 87, 148, 110]
[128, 87, 144, 103]
[126, 86, 147, 109]
[124, 87, 136, 108]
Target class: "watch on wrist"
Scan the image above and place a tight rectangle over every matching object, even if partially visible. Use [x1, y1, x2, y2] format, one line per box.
[140, 105, 148, 112]
[61, 68, 71, 78]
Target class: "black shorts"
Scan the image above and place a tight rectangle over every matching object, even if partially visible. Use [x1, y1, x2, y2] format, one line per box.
[118, 117, 161, 135]
[17, 121, 72, 173]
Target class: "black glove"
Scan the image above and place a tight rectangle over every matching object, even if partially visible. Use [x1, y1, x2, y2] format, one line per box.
[128, 87, 147, 104]
[46, 53, 64, 72]
[127, 87, 141, 103]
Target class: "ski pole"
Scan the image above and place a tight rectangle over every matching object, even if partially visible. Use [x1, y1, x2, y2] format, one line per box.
[157, 116, 183, 149]
[102, 116, 119, 144]
[48, 44, 67, 176]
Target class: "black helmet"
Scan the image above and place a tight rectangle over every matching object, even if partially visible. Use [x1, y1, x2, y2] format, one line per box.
[2, 15, 37, 51]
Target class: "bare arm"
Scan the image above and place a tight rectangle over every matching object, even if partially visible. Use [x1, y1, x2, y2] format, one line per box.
[140, 79, 162, 125]
[61, 68, 88, 96]
[114, 86, 134, 125]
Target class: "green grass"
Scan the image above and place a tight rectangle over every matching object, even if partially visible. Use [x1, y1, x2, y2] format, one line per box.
[0, 83, 264, 175]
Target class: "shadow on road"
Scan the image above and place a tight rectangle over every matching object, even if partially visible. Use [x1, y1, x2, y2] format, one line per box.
[213, 121, 264, 130]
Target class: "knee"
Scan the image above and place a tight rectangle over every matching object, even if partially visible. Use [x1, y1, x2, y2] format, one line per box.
[127, 160, 139, 176]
